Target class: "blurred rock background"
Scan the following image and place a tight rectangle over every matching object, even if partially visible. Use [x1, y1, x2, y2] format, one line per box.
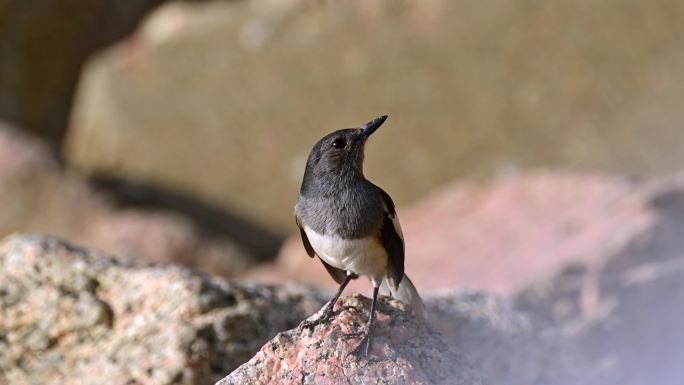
[66, 0, 684, 233]
[1, 0, 684, 384]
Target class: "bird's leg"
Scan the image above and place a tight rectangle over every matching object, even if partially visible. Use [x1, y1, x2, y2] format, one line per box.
[319, 273, 354, 319]
[300, 273, 355, 330]
[349, 284, 379, 358]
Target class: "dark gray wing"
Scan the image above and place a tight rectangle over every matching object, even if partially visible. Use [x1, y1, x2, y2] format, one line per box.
[318, 258, 348, 284]
[295, 215, 347, 284]
[379, 188, 405, 290]
[295, 216, 316, 258]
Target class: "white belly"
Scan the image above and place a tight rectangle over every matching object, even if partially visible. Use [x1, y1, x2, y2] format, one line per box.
[303, 226, 388, 280]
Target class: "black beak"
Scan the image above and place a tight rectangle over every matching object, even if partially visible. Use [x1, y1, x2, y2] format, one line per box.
[360, 115, 388, 139]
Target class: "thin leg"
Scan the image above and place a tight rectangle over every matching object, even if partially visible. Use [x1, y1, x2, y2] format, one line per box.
[350, 284, 379, 358]
[327, 273, 355, 312]
[363, 285, 380, 356]
[300, 274, 355, 330]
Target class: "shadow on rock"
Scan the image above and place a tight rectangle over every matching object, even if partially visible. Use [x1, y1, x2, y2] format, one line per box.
[90, 175, 283, 261]
[0, 124, 274, 277]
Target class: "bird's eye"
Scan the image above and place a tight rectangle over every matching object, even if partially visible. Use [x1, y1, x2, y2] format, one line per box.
[332, 138, 346, 149]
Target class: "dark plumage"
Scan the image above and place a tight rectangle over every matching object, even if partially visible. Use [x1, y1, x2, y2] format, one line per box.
[294, 115, 424, 357]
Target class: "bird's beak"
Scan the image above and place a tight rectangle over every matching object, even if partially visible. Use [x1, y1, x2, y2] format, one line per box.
[360, 115, 388, 139]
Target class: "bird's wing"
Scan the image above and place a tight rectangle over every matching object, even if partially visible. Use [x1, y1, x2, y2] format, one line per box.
[295, 215, 347, 284]
[318, 258, 348, 284]
[295, 215, 316, 258]
[379, 188, 405, 290]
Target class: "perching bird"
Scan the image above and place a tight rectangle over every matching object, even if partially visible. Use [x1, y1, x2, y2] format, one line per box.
[294, 115, 425, 357]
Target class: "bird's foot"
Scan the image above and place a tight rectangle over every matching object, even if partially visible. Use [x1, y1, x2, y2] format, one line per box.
[298, 304, 336, 331]
[340, 330, 365, 340]
[347, 331, 371, 359]
[342, 331, 371, 359]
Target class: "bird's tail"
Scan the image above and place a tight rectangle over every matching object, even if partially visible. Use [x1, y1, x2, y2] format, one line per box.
[380, 274, 427, 320]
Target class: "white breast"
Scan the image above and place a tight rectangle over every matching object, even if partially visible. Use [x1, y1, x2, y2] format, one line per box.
[303, 226, 388, 280]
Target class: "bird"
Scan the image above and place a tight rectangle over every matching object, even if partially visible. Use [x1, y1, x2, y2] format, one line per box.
[294, 115, 426, 357]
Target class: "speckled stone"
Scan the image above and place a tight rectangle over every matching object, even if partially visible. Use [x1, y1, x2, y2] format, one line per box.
[0, 234, 326, 385]
[218, 295, 483, 385]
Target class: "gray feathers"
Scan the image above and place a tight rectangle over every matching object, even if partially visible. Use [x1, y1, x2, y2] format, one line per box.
[296, 126, 385, 239]
[296, 180, 384, 239]
[295, 116, 425, 318]
[294, 122, 405, 285]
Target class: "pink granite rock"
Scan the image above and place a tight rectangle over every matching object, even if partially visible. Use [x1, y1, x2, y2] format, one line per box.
[218, 295, 483, 385]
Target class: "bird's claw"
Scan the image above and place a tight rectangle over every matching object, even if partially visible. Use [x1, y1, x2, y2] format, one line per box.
[298, 306, 335, 331]
[340, 331, 365, 340]
[347, 332, 371, 358]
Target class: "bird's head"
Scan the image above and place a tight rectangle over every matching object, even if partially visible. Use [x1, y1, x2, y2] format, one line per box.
[303, 115, 388, 183]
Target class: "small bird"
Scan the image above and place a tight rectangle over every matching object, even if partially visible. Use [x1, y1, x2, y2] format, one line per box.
[295, 115, 426, 357]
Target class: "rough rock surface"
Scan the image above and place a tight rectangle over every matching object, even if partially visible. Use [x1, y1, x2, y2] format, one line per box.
[0, 234, 325, 385]
[271, 171, 653, 294]
[0, 123, 259, 276]
[219, 295, 483, 385]
[217, 289, 585, 385]
[67, 0, 684, 232]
